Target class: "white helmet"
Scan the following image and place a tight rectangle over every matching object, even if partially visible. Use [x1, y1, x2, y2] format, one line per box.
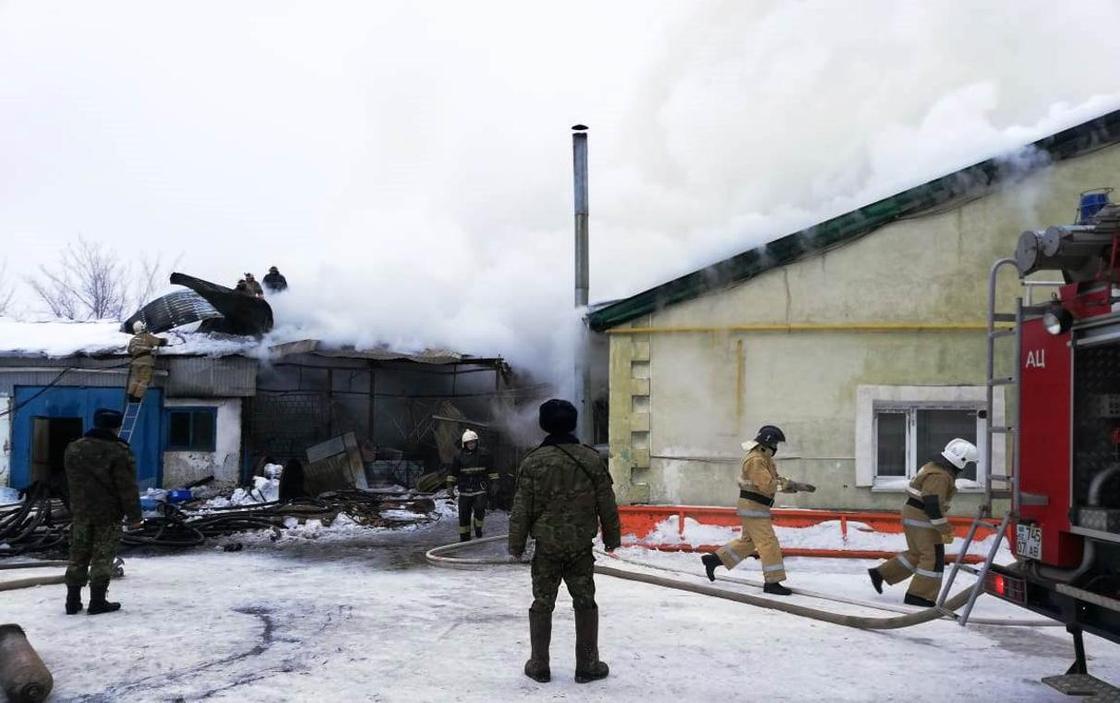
[942, 438, 979, 470]
[132, 320, 147, 334]
[461, 429, 479, 445]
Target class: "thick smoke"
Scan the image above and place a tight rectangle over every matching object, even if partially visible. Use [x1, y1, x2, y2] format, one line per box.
[1, 1, 1119, 389]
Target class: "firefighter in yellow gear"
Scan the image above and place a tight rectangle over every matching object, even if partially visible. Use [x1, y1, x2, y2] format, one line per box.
[125, 321, 167, 402]
[701, 425, 815, 596]
[867, 438, 979, 607]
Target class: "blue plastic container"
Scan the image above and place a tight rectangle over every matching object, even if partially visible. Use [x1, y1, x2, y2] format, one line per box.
[139, 497, 161, 511]
[1078, 191, 1111, 224]
[167, 488, 193, 504]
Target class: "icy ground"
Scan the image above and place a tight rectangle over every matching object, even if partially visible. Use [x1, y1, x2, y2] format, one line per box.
[3, 509, 1120, 702]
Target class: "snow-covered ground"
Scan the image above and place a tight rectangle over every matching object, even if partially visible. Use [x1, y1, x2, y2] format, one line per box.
[3, 509, 1119, 702]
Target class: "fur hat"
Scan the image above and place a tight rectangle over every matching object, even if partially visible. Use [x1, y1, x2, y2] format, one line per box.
[539, 399, 578, 434]
[94, 409, 124, 430]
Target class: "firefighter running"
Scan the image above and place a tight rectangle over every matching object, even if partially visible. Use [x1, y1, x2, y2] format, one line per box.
[509, 399, 621, 685]
[701, 425, 816, 596]
[63, 409, 142, 615]
[447, 430, 498, 542]
[126, 321, 167, 403]
[867, 438, 979, 607]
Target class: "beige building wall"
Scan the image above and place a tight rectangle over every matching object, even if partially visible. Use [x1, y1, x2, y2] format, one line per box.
[607, 142, 1120, 515]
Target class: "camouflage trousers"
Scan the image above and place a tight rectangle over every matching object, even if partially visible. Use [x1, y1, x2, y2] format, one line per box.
[530, 547, 597, 614]
[66, 521, 122, 588]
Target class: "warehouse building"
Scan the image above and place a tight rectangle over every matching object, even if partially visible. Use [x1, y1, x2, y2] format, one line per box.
[0, 334, 510, 492]
[588, 108, 1120, 514]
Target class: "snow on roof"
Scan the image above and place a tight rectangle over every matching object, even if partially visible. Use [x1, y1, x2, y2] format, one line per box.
[0, 317, 258, 358]
[0, 318, 498, 366]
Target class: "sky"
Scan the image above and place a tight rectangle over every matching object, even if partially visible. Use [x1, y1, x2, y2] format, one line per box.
[1, 1, 1119, 382]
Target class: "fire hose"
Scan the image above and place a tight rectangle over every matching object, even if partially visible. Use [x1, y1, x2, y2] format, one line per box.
[424, 534, 1055, 629]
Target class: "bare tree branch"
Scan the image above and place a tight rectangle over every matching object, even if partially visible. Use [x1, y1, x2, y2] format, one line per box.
[27, 236, 129, 320]
[0, 260, 15, 316]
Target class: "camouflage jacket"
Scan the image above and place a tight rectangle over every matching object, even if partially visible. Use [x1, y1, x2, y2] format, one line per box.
[64, 429, 142, 524]
[508, 436, 621, 556]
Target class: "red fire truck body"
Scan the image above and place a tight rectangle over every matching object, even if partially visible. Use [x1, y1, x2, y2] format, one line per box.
[985, 196, 1120, 653]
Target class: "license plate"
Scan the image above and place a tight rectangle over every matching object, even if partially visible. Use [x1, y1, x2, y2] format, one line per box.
[1016, 523, 1043, 560]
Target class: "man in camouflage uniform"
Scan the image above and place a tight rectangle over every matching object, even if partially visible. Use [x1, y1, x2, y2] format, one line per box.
[509, 399, 621, 685]
[446, 429, 498, 541]
[868, 438, 979, 607]
[126, 320, 167, 403]
[64, 409, 143, 615]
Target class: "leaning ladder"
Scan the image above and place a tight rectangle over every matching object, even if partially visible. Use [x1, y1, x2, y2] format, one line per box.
[937, 258, 1022, 625]
[119, 399, 143, 444]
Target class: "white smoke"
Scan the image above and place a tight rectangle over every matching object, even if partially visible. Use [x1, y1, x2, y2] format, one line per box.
[1, 1, 1119, 388]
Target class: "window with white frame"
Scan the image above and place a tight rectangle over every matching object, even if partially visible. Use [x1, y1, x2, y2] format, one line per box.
[856, 385, 1003, 491]
[874, 405, 981, 482]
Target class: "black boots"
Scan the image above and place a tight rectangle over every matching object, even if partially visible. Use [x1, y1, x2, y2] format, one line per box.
[475, 526, 483, 539]
[87, 584, 121, 615]
[904, 593, 936, 608]
[763, 582, 793, 596]
[867, 568, 884, 594]
[574, 608, 609, 684]
[459, 533, 471, 543]
[701, 553, 722, 582]
[65, 585, 83, 615]
[524, 610, 551, 683]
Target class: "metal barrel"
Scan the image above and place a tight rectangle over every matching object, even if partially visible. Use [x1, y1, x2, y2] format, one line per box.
[0, 624, 53, 703]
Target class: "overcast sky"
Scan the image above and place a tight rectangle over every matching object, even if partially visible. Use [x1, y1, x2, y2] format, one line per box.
[2, 1, 1119, 377]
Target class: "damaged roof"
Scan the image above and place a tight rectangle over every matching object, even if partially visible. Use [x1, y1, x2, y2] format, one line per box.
[268, 340, 505, 367]
[587, 108, 1120, 332]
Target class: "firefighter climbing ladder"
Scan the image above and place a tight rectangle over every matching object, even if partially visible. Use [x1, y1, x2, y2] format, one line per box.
[938, 258, 1040, 626]
[119, 400, 142, 443]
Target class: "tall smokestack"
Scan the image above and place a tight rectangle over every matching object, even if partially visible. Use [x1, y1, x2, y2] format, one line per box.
[572, 125, 591, 441]
[573, 125, 589, 308]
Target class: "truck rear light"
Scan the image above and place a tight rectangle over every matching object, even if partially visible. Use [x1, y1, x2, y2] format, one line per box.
[985, 571, 1026, 604]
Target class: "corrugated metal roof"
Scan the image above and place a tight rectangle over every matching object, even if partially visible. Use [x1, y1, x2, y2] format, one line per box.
[587, 108, 1120, 331]
[268, 339, 504, 366]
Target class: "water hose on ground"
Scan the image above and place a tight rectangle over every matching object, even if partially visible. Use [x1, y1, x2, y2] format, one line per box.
[425, 534, 1054, 630]
[597, 547, 1057, 627]
[0, 575, 66, 592]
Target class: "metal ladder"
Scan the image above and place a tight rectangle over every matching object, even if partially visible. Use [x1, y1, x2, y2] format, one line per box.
[937, 258, 1022, 625]
[119, 399, 143, 443]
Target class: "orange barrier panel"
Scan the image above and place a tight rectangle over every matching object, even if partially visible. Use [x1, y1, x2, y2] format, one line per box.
[618, 505, 1002, 561]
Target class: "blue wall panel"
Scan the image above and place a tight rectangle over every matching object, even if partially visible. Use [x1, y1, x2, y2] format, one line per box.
[10, 386, 163, 489]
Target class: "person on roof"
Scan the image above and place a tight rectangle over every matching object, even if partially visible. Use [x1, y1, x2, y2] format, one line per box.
[243, 273, 264, 297]
[262, 266, 288, 293]
[867, 438, 979, 608]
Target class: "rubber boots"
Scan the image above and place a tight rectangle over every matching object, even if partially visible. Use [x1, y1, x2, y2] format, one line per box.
[574, 607, 609, 684]
[904, 593, 936, 608]
[701, 553, 722, 582]
[65, 585, 83, 615]
[763, 582, 793, 596]
[523, 610, 551, 683]
[87, 584, 121, 615]
[867, 568, 884, 594]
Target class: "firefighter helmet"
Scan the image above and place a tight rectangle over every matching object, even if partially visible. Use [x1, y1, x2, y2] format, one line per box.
[461, 429, 479, 445]
[743, 425, 786, 453]
[942, 438, 979, 471]
[132, 320, 147, 334]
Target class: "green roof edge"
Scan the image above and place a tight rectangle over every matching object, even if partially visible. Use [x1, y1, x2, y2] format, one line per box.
[587, 108, 1120, 332]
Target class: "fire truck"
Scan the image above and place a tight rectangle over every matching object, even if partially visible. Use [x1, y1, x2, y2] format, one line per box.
[940, 190, 1120, 696]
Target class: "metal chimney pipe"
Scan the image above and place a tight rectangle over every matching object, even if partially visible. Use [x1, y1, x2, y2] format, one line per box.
[572, 125, 591, 441]
[573, 125, 590, 308]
